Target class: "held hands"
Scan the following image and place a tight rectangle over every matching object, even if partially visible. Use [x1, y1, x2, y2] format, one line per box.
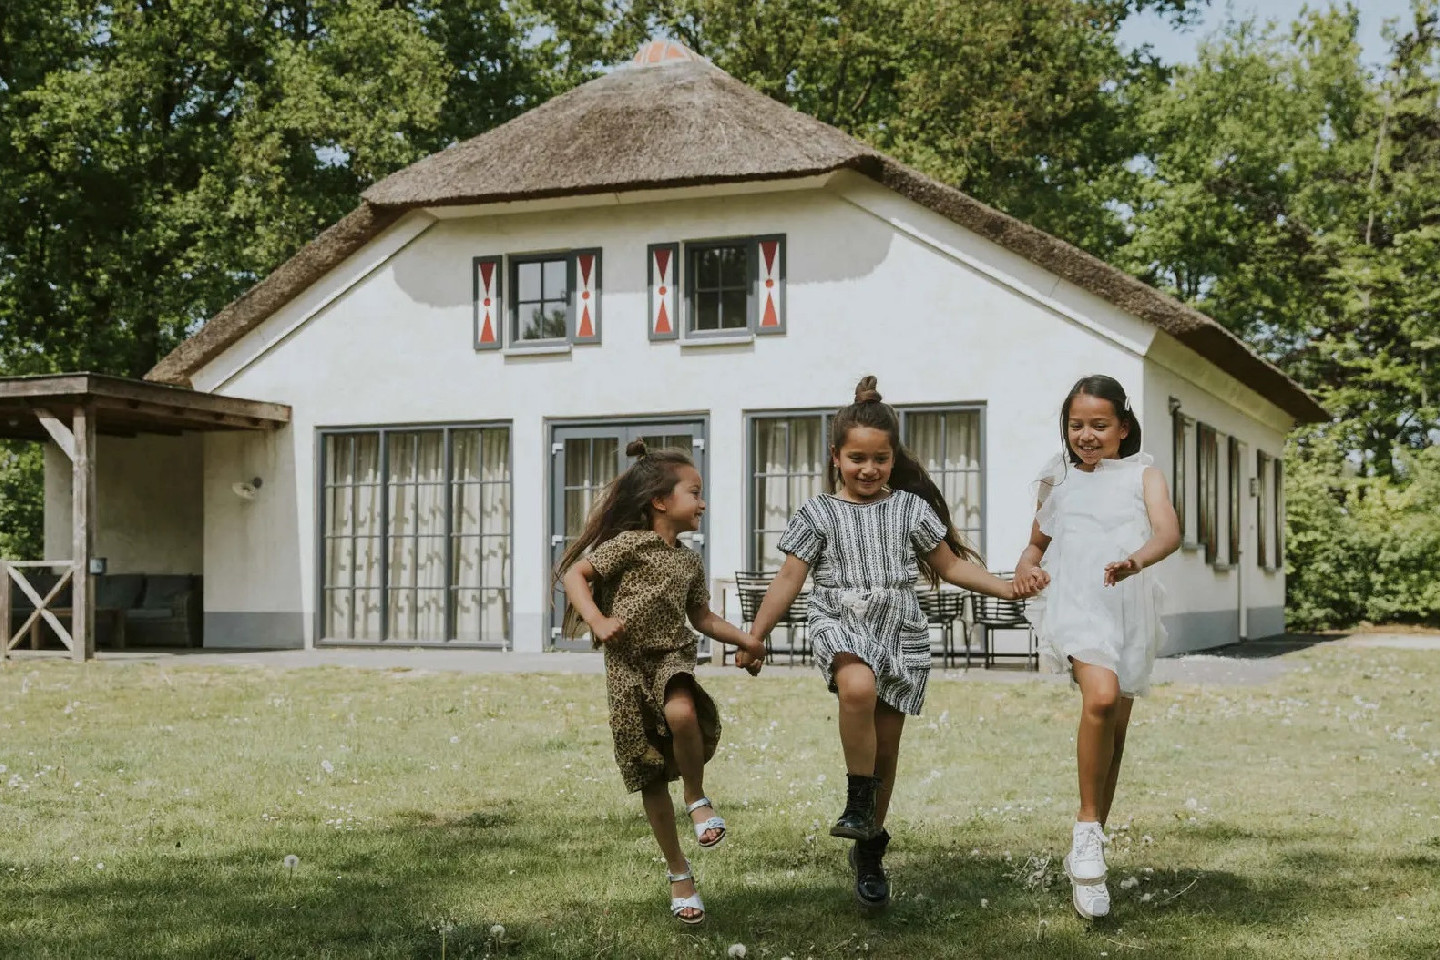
[734, 635, 766, 676]
[1104, 557, 1142, 587]
[588, 615, 626, 645]
[1010, 564, 1050, 600]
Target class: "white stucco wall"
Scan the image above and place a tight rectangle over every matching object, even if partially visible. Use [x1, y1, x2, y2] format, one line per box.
[186, 173, 1290, 653]
[44, 433, 202, 575]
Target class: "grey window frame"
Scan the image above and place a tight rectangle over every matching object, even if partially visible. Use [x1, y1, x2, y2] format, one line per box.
[685, 239, 756, 337]
[510, 253, 573, 345]
[744, 402, 987, 570]
[315, 420, 513, 648]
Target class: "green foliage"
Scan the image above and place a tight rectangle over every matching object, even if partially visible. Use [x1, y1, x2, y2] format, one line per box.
[0, 441, 43, 560]
[1285, 442, 1440, 629]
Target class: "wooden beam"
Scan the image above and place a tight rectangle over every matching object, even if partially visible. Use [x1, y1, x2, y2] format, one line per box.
[71, 404, 95, 661]
[31, 407, 76, 461]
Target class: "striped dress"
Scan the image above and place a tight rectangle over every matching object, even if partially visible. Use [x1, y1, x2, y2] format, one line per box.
[776, 490, 948, 715]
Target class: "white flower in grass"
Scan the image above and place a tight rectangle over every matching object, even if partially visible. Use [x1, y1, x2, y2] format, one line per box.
[283, 855, 299, 870]
[1140, 892, 1153, 903]
[321, 760, 334, 774]
[489, 924, 504, 938]
[727, 945, 747, 959]
[449, 735, 460, 744]
[1119, 877, 1139, 890]
[980, 898, 989, 908]
[95, 863, 104, 870]
[0, 764, 6, 773]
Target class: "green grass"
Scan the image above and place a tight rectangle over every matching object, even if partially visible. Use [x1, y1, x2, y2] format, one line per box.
[1, 644, 1438, 959]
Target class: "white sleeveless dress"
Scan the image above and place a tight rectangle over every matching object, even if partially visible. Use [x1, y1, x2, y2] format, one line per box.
[1026, 453, 1167, 697]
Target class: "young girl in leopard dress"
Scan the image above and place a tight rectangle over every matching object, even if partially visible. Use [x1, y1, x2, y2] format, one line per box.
[559, 440, 767, 925]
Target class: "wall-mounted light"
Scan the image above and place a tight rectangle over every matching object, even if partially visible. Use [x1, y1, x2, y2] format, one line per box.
[1168, 397, 1183, 414]
[231, 476, 264, 501]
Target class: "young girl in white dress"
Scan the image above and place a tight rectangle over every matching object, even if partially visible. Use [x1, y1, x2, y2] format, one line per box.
[1015, 375, 1180, 920]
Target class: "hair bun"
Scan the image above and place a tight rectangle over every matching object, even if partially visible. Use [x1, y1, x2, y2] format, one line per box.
[854, 375, 882, 405]
[625, 439, 648, 459]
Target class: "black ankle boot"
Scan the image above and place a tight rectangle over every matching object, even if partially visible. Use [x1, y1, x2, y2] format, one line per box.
[849, 828, 891, 910]
[830, 774, 880, 840]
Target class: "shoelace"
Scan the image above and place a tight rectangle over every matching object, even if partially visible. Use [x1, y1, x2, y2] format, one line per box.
[1075, 827, 1106, 863]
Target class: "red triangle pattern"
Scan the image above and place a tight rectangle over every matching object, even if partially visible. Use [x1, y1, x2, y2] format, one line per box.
[761, 294, 779, 328]
[479, 312, 495, 343]
[479, 261, 494, 291]
[761, 241, 777, 276]
[655, 248, 671, 277]
[655, 300, 671, 335]
[578, 305, 594, 339]
[579, 254, 593, 288]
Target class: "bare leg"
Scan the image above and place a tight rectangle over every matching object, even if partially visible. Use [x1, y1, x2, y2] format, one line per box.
[641, 780, 700, 921]
[1072, 659, 1121, 823]
[663, 675, 720, 845]
[872, 701, 907, 828]
[1098, 697, 1134, 826]
[833, 654, 878, 775]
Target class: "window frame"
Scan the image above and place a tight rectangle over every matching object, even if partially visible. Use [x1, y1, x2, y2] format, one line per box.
[314, 420, 514, 648]
[1197, 422, 1219, 565]
[1257, 450, 1271, 570]
[744, 402, 987, 570]
[1173, 407, 1198, 549]
[509, 252, 573, 346]
[685, 239, 755, 338]
[1227, 435, 1243, 567]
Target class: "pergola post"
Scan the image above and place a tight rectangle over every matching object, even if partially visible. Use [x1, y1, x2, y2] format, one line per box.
[71, 404, 96, 661]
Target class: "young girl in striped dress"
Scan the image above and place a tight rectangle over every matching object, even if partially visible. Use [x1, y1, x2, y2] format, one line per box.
[742, 377, 1047, 911]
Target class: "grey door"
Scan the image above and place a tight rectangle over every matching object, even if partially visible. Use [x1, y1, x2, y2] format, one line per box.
[549, 420, 708, 649]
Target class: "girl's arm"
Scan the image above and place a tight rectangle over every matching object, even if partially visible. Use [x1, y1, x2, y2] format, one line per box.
[1104, 467, 1181, 586]
[560, 558, 626, 644]
[924, 543, 1048, 600]
[688, 605, 767, 662]
[747, 554, 810, 642]
[1014, 516, 1052, 594]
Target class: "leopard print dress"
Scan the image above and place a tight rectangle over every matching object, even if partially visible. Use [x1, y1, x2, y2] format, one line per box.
[586, 530, 720, 793]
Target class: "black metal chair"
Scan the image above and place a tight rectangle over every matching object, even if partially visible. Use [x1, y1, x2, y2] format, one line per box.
[915, 588, 971, 667]
[734, 570, 811, 665]
[972, 573, 1037, 669]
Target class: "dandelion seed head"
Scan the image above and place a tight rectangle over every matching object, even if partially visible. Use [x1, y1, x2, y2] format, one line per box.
[980, 898, 989, 908]
[489, 923, 505, 937]
[728, 944, 747, 958]
[283, 855, 299, 869]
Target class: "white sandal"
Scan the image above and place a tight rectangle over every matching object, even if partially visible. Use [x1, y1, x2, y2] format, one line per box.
[667, 860, 705, 924]
[686, 796, 727, 848]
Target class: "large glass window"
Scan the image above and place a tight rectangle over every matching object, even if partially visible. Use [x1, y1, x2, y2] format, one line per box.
[322, 425, 511, 644]
[513, 257, 569, 341]
[748, 407, 983, 570]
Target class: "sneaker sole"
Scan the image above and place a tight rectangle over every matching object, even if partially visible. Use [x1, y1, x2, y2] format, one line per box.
[1071, 883, 1110, 920]
[1063, 852, 1106, 886]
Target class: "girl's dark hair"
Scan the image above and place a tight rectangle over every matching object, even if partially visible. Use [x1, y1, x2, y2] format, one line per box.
[1061, 375, 1143, 465]
[553, 439, 694, 638]
[829, 376, 982, 586]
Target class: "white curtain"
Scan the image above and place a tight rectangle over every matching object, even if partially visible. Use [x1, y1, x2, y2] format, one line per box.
[453, 427, 512, 643]
[753, 416, 823, 571]
[324, 433, 383, 640]
[388, 431, 446, 641]
[905, 411, 982, 551]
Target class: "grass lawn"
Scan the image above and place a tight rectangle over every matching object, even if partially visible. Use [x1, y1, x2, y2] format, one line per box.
[1, 642, 1437, 959]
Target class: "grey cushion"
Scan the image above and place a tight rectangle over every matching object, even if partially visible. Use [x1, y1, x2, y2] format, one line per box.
[96, 574, 145, 611]
[139, 575, 194, 610]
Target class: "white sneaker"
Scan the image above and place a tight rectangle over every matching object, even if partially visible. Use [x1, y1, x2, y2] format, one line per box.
[1072, 878, 1111, 919]
[1063, 821, 1108, 885]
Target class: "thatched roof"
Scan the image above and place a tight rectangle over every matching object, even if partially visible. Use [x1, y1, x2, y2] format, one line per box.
[147, 45, 1326, 423]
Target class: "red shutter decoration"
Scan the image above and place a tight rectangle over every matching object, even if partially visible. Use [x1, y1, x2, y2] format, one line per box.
[473, 256, 502, 351]
[648, 243, 679, 341]
[571, 249, 601, 343]
[755, 235, 785, 335]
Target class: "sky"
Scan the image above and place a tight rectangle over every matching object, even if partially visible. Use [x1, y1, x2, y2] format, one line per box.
[1118, 0, 1420, 69]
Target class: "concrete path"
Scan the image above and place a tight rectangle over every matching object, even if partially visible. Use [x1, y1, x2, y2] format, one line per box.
[4, 631, 1433, 687]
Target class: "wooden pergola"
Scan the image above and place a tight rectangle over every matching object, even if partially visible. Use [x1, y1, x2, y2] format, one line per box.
[0, 373, 291, 660]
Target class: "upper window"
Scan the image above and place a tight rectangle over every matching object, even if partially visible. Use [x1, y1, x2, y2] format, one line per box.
[1257, 451, 1283, 570]
[1227, 436, 1243, 566]
[473, 250, 601, 351]
[1197, 422, 1219, 564]
[673, 235, 785, 339]
[513, 257, 569, 342]
[1172, 406, 1196, 546]
[690, 243, 750, 334]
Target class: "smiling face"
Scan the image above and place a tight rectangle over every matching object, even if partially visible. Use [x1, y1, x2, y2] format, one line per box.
[1066, 393, 1130, 469]
[832, 426, 894, 501]
[654, 464, 705, 532]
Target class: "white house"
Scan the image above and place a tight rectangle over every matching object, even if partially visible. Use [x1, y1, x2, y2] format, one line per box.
[38, 40, 1326, 656]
